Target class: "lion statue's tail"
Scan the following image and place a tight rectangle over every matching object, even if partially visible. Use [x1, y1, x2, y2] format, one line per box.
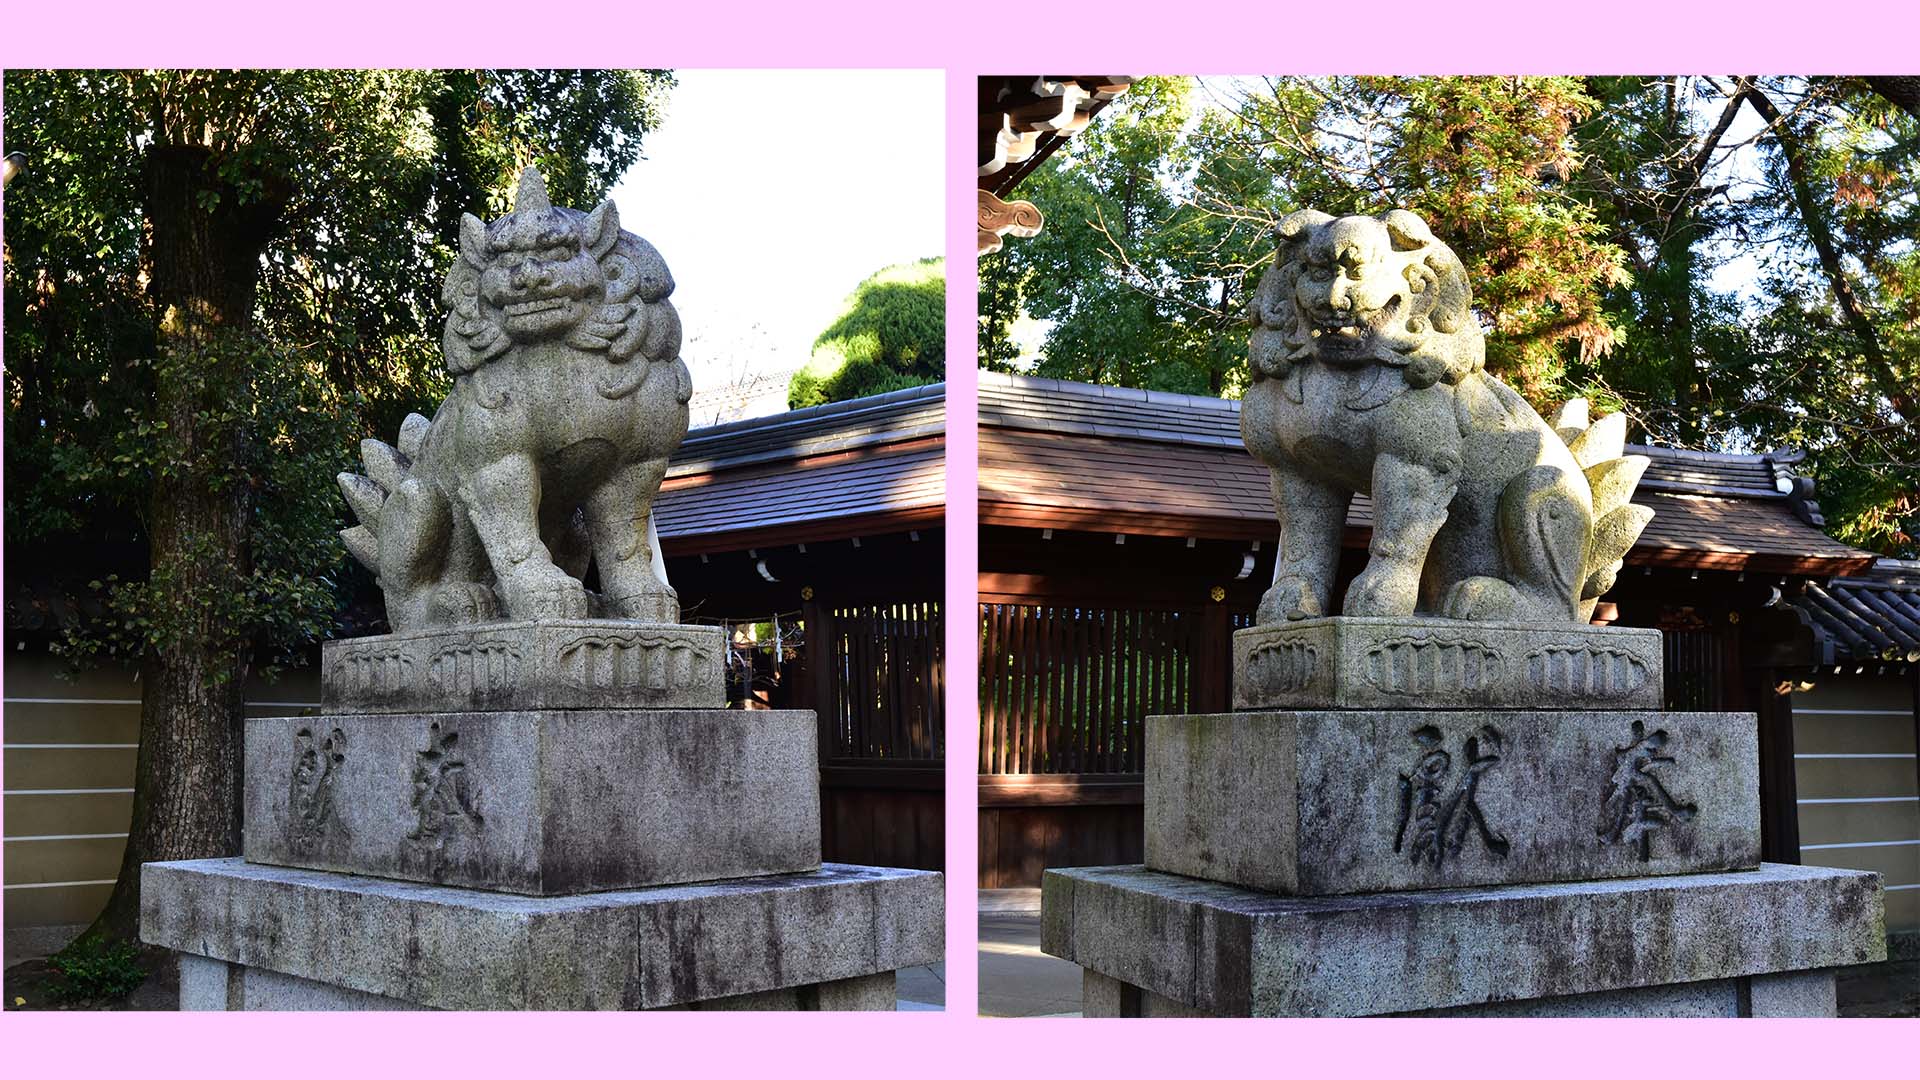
[1550, 398, 1655, 621]
[337, 413, 461, 630]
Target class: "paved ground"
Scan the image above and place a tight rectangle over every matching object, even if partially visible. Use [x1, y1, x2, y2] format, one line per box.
[897, 963, 946, 1010]
[977, 889, 1082, 1017]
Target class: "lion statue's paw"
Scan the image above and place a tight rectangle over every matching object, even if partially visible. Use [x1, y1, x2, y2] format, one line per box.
[1442, 576, 1518, 622]
[1259, 575, 1327, 624]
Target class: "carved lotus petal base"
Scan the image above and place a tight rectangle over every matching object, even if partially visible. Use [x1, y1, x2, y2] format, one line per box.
[321, 619, 725, 714]
[1234, 616, 1664, 710]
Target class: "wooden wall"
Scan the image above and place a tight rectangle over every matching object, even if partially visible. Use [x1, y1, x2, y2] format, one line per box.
[1791, 672, 1920, 934]
[3, 651, 323, 930]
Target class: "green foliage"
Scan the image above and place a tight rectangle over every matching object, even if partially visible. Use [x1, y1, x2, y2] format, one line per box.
[2, 69, 676, 672]
[984, 75, 1919, 556]
[47, 937, 147, 1003]
[789, 257, 945, 408]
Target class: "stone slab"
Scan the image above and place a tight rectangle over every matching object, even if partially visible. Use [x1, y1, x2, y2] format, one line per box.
[322, 620, 724, 714]
[1233, 617, 1664, 710]
[247, 708, 820, 895]
[1081, 969, 1839, 1017]
[1041, 863, 1884, 1017]
[1145, 708, 1758, 895]
[142, 858, 943, 1011]
[175, 956, 897, 1011]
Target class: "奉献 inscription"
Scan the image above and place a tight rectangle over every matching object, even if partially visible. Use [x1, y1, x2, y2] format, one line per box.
[289, 727, 346, 852]
[1599, 719, 1697, 860]
[1394, 724, 1511, 867]
[407, 722, 483, 848]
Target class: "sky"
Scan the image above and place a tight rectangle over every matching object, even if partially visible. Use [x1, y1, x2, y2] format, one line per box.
[608, 69, 945, 397]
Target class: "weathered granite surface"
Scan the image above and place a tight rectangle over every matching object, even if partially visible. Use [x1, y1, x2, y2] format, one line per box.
[248, 707, 819, 895]
[1082, 968, 1839, 1018]
[177, 955, 898, 1011]
[338, 167, 694, 632]
[322, 620, 724, 713]
[1145, 708, 1757, 894]
[1242, 208, 1654, 628]
[1232, 617, 1663, 710]
[144, 858, 942, 1011]
[1042, 863, 1884, 1017]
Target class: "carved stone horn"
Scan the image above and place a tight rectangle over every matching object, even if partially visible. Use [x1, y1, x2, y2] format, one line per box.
[515, 166, 552, 213]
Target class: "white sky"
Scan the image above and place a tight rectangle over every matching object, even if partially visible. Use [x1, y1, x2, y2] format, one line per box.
[609, 69, 945, 388]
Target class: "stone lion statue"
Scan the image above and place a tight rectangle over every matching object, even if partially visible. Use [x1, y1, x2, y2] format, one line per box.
[1241, 208, 1652, 627]
[338, 167, 691, 631]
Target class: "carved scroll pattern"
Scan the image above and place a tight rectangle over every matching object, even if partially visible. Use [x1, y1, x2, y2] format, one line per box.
[557, 633, 709, 693]
[1364, 637, 1503, 695]
[1526, 645, 1648, 699]
[1247, 640, 1319, 693]
[427, 638, 523, 696]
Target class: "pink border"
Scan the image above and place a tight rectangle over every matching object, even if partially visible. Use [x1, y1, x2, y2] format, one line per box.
[5, 0, 1919, 1072]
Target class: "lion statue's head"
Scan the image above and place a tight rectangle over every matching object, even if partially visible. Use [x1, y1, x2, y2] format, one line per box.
[1248, 208, 1484, 390]
[441, 166, 680, 376]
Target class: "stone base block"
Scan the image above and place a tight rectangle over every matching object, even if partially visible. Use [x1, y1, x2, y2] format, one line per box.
[1145, 708, 1758, 894]
[1080, 968, 1839, 1017]
[322, 620, 724, 714]
[178, 954, 899, 1011]
[1042, 863, 1883, 1017]
[1233, 617, 1663, 710]
[143, 858, 942, 1011]
[248, 708, 819, 894]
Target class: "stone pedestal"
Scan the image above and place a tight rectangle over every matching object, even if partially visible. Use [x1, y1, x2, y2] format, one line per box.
[143, 618, 944, 1011]
[1041, 615, 1887, 1017]
[147, 859, 939, 1011]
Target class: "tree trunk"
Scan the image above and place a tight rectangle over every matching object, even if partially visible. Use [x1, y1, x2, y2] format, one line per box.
[83, 144, 279, 944]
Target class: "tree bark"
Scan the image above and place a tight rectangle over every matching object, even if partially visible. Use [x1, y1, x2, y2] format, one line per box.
[1864, 76, 1920, 122]
[83, 143, 281, 944]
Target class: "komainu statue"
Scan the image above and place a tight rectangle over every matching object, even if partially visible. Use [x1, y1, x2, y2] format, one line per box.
[1241, 208, 1652, 627]
[338, 167, 692, 631]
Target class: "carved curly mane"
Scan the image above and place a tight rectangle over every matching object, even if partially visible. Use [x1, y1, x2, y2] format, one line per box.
[1249, 208, 1484, 392]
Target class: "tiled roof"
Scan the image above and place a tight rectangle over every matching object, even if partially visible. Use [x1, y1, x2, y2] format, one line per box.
[656, 382, 945, 553]
[1784, 560, 1920, 664]
[978, 371, 1874, 575]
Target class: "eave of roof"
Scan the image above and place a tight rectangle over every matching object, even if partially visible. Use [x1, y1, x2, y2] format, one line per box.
[1783, 559, 1920, 664]
[657, 382, 947, 554]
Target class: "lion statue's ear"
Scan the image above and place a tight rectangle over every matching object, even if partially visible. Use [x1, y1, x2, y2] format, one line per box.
[584, 200, 620, 260]
[1422, 246, 1474, 336]
[459, 213, 489, 269]
[1383, 209, 1437, 252]
[1275, 208, 1333, 248]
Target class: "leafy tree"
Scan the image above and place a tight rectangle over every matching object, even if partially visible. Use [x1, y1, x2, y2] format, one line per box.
[788, 256, 944, 408]
[1, 68, 673, 946]
[984, 75, 1918, 555]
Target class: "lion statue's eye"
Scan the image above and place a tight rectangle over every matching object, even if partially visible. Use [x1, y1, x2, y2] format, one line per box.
[545, 247, 573, 262]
